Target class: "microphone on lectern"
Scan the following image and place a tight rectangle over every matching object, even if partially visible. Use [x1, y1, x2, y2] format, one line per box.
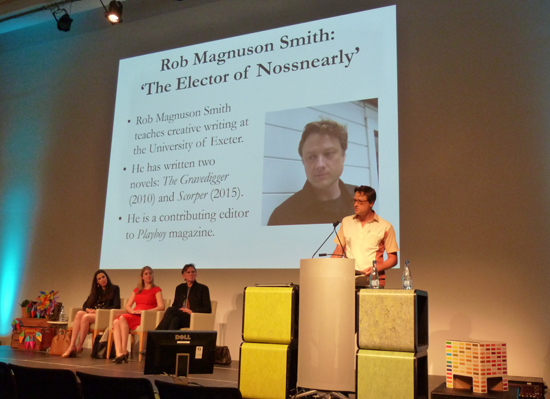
[334, 221, 347, 258]
[311, 221, 342, 258]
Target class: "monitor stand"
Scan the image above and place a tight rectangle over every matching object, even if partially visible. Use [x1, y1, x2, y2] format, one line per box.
[172, 353, 189, 384]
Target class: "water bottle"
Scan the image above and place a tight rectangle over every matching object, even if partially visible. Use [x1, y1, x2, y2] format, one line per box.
[403, 260, 413, 290]
[370, 260, 379, 289]
[59, 306, 66, 322]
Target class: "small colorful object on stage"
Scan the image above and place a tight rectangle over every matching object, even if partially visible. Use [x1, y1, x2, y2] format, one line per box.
[446, 340, 508, 394]
[12, 319, 21, 331]
[35, 290, 59, 318]
[19, 331, 25, 343]
[36, 331, 42, 342]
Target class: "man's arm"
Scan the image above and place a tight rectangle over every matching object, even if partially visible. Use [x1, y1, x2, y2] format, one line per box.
[362, 223, 399, 275]
[331, 243, 346, 258]
[361, 252, 398, 275]
[195, 285, 212, 313]
[332, 223, 346, 257]
[377, 252, 398, 272]
[172, 284, 185, 309]
[380, 225, 399, 272]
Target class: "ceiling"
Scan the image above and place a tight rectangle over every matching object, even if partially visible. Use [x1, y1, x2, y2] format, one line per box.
[0, 0, 115, 34]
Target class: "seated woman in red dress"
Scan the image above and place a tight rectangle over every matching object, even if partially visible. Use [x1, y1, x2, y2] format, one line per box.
[112, 266, 164, 364]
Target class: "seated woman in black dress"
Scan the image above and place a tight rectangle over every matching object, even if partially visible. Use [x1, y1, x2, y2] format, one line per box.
[62, 269, 120, 357]
[156, 264, 211, 330]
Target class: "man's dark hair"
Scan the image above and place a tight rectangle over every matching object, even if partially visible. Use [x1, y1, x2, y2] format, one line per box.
[181, 263, 196, 274]
[355, 185, 377, 204]
[298, 119, 348, 157]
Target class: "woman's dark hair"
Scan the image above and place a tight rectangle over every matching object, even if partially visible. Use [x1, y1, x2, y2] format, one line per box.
[84, 269, 114, 308]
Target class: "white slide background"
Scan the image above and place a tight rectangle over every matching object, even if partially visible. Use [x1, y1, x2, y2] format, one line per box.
[99, 6, 399, 270]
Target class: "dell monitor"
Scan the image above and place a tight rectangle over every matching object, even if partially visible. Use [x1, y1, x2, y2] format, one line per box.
[144, 330, 217, 375]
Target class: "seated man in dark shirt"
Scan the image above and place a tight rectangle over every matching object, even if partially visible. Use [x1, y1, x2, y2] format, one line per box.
[268, 119, 354, 226]
[156, 264, 211, 330]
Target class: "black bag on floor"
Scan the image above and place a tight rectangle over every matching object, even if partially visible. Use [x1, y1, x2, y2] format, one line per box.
[91, 333, 115, 359]
[215, 346, 232, 365]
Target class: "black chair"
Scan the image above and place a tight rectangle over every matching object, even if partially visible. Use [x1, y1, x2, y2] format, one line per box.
[9, 363, 81, 399]
[155, 379, 242, 399]
[76, 371, 155, 399]
[0, 362, 17, 399]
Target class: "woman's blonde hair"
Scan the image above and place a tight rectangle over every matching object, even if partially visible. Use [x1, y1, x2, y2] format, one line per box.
[137, 265, 156, 293]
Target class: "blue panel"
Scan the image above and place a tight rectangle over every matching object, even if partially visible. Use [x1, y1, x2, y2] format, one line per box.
[0, 184, 34, 334]
[0, 111, 45, 335]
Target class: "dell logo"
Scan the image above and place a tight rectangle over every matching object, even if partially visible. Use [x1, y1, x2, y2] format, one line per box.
[175, 334, 191, 340]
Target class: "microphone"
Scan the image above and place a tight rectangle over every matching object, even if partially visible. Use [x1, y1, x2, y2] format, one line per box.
[311, 221, 342, 258]
[334, 221, 347, 258]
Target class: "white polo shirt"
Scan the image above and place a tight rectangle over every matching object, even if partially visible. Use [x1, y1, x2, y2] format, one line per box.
[334, 212, 399, 272]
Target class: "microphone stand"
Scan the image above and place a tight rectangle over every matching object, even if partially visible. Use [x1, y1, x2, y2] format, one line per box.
[311, 221, 341, 258]
[318, 222, 347, 258]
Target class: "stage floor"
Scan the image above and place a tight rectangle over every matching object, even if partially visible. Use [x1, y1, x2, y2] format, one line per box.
[0, 345, 239, 389]
[1, 345, 448, 397]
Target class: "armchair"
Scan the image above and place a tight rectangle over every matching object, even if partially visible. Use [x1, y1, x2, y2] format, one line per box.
[183, 300, 217, 330]
[106, 298, 171, 361]
[67, 298, 126, 344]
[154, 300, 217, 331]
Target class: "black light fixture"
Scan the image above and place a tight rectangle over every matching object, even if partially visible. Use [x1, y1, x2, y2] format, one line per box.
[52, 8, 73, 32]
[100, 0, 123, 24]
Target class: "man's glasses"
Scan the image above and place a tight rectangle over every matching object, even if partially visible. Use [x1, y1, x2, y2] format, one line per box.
[353, 199, 369, 204]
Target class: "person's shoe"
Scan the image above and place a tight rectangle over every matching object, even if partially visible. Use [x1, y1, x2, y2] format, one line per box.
[113, 353, 128, 364]
[61, 349, 76, 358]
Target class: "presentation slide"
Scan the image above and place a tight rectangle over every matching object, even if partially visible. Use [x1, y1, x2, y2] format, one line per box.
[99, 6, 399, 270]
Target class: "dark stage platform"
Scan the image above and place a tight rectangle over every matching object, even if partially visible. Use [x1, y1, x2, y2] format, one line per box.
[1, 345, 459, 398]
[0, 345, 238, 390]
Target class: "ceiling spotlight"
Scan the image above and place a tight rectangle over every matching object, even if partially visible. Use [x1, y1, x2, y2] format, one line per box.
[101, 0, 123, 24]
[52, 9, 73, 32]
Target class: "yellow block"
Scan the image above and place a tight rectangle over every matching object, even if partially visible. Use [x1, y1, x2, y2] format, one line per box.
[243, 286, 295, 344]
[357, 349, 428, 399]
[239, 342, 293, 399]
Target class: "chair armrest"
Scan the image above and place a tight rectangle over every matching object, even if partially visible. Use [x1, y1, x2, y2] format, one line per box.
[133, 310, 161, 332]
[68, 307, 81, 329]
[93, 309, 112, 331]
[108, 309, 127, 329]
[189, 312, 215, 330]
[155, 311, 165, 326]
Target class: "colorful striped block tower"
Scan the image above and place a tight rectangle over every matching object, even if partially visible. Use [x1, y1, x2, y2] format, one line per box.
[446, 340, 508, 394]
